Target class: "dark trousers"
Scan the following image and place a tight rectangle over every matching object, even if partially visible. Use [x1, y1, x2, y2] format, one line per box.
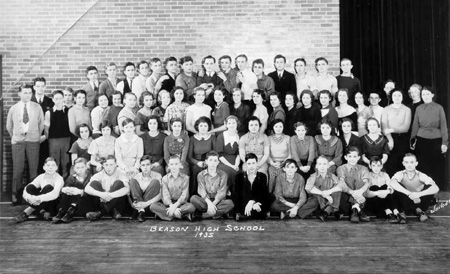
[56, 180, 84, 213]
[84, 180, 127, 215]
[271, 196, 320, 219]
[129, 178, 160, 210]
[386, 133, 409, 177]
[26, 184, 58, 215]
[37, 139, 50, 174]
[48, 137, 71, 179]
[189, 164, 204, 197]
[340, 192, 364, 214]
[12, 141, 40, 196]
[415, 137, 446, 190]
[364, 185, 394, 216]
[310, 192, 341, 214]
[392, 190, 435, 214]
[190, 195, 234, 217]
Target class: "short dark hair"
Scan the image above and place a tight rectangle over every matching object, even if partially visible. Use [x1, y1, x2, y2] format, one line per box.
[150, 58, 161, 64]
[147, 115, 163, 131]
[293, 122, 308, 133]
[252, 59, 265, 68]
[284, 91, 298, 106]
[136, 60, 149, 70]
[253, 89, 266, 101]
[248, 116, 262, 127]
[44, 157, 57, 166]
[19, 84, 34, 93]
[274, 54, 286, 63]
[270, 118, 284, 132]
[369, 156, 382, 165]
[205, 150, 220, 160]
[112, 91, 123, 100]
[33, 77, 46, 85]
[219, 55, 232, 63]
[170, 117, 184, 131]
[75, 123, 92, 138]
[294, 58, 307, 73]
[340, 117, 354, 128]
[101, 155, 116, 164]
[344, 146, 360, 156]
[140, 155, 152, 163]
[317, 90, 333, 106]
[170, 86, 187, 103]
[282, 159, 298, 169]
[319, 118, 335, 134]
[245, 153, 258, 162]
[300, 89, 314, 103]
[180, 56, 194, 65]
[194, 116, 212, 132]
[99, 120, 113, 130]
[104, 62, 117, 71]
[121, 118, 135, 128]
[85, 66, 98, 74]
[165, 57, 178, 67]
[123, 62, 135, 72]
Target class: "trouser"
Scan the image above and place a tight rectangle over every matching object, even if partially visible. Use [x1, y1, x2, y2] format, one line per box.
[310, 192, 341, 214]
[190, 195, 234, 217]
[12, 141, 40, 196]
[340, 192, 366, 214]
[268, 165, 282, 193]
[84, 180, 127, 215]
[150, 201, 196, 221]
[385, 133, 409, 177]
[129, 178, 160, 203]
[56, 179, 85, 213]
[270, 196, 319, 219]
[364, 185, 394, 216]
[25, 184, 58, 215]
[189, 164, 204, 197]
[38, 139, 50, 174]
[415, 137, 446, 190]
[49, 137, 71, 178]
[392, 188, 435, 214]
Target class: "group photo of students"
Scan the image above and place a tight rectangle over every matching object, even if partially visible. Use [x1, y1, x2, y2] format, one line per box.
[7, 53, 447, 225]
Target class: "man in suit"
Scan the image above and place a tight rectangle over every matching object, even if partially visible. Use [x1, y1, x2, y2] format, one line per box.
[268, 54, 297, 99]
[32, 77, 54, 174]
[7, 84, 45, 205]
[81, 66, 100, 111]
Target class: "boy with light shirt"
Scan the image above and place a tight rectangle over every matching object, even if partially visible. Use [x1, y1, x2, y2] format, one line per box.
[7, 84, 45, 206]
[81, 66, 100, 111]
[44, 90, 71, 178]
[150, 155, 195, 221]
[337, 146, 371, 223]
[129, 155, 162, 222]
[304, 156, 345, 222]
[390, 153, 439, 223]
[117, 62, 136, 97]
[146, 58, 162, 95]
[84, 155, 130, 221]
[336, 58, 361, 107]
[15, 157, 64, 223]
[267, 54, 296, 97]
[132, 60, 151, 102]
[217, 55, 238, 93]
[190, 151, 234, 219]
[235, 54, 258, 103]
[364, 156, 399, 223]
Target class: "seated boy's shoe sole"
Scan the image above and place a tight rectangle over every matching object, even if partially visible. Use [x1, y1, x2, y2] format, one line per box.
[419, 212, 429, 222]
[358, 211, 371, 222]
[137, 212, 145, 222]
[398, 213, 407, 224]
[388, 214, 398, 224]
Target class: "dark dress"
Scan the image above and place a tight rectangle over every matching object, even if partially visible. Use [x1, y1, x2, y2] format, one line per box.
[340, 133, 362, 164]
[188, 135, 216, 196]
[284, 107, 300, 136]
[141, 131, 167, 175]
[215, 133, 240, 189]
[360, 134, 390, 162]
[298, 103, 322, 136]
[233, 172, 271, 219]
[230, 103, 251, 136]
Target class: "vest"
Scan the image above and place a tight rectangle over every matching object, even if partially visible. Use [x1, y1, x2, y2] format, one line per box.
[49, 108, 71, 138]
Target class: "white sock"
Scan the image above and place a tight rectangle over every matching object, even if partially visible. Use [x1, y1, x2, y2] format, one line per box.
[393, 209, 399, 215]
[385, 209, 393, 215]
[352, 204, 361, 212]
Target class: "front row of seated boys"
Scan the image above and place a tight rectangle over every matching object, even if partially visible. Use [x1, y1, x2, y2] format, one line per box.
[15, 147, 439, 224]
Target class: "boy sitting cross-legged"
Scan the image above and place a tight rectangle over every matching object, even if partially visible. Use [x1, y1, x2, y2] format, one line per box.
[390, 153, 439, 224]
[337, 146, 371, 223]
[363, 156, 399, 223]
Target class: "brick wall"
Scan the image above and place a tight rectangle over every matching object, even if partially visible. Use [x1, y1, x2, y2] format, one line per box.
[1, 0, 340, 193]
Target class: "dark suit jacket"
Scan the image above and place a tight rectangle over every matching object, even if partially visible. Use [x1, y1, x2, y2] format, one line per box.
[268, 70, 297, 96]
[81, 81, 101, 110]
[32, 94, 54, 114]
[233, 172, 270, 214]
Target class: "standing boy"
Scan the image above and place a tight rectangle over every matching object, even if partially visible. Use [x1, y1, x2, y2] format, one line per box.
[337, 146, 371, 223]
[117, 62, 136, 97]
[146, 58, 162, 96]
[84, 155, 130, 221]
[99, 62, 120, 101]
[368, 90, 384, 123]
[336, 58, 361, 107]
[235, 54, 258, 103]
[155, 57, 178, 95]
[7, 84, 45, 205]
[390, 153, 439, 223]
[44, 90, 71, 178]
[190, 151, 234, 219]
[150, 155, 196, 221]
[132, 60, 151, 102]
[267, 54, 297, 97]
[81, 66, 100, 111]
[217, 55, 238, 93]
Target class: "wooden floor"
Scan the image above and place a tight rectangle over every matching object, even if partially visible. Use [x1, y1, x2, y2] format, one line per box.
[1, 195, 450, 274]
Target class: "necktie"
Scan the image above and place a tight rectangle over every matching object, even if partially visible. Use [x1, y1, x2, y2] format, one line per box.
[23, 104, 29, 124]
[278, 73, 282, 80]
[94, 84, 98, 92]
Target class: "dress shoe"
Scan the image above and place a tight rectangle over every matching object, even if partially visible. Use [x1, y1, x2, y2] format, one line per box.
[112, 208, 122, 220]
[398, 212, 407, 224]
[137, 211, 145, 222]
[15, 212, 29, 223]
[86, 211, 102, 221]
[350, 208, 359, 223]
[52, 209, 65, 224]
[358, 210, 370, 222]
